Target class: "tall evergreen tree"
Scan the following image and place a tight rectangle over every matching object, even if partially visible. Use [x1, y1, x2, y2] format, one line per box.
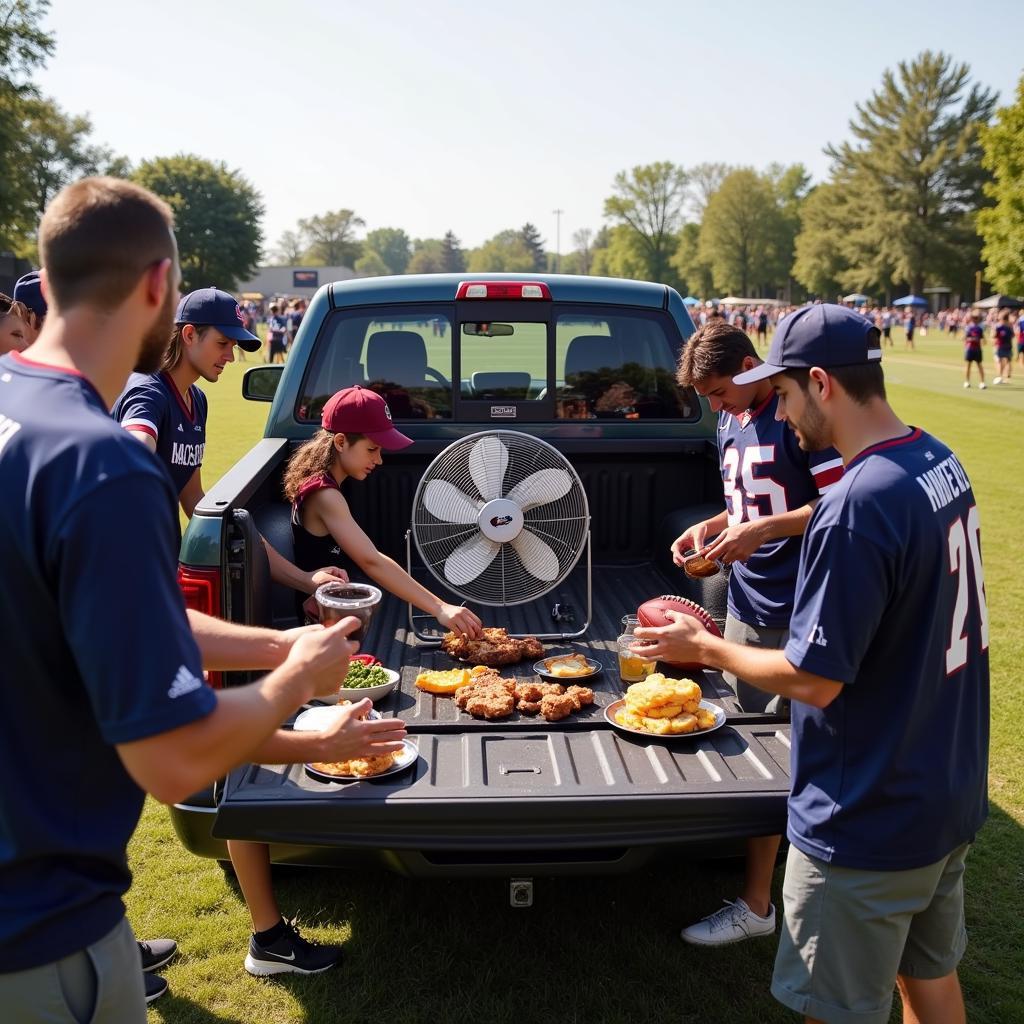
[519, 222, 546, 271]
[440, 230, 466, 272]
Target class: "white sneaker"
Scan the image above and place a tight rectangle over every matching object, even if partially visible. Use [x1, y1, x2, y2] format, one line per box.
[963, 381, 970, 388]
[680, 898, 776, 946]
[994, 377, 1002, 385]
[980, 383, 987, 390]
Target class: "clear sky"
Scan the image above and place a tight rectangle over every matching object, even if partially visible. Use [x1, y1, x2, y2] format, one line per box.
[36, 0, 1023, 256]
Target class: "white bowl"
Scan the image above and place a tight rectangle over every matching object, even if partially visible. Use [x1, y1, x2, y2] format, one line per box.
[293, 705, 382, 731]
[322, 667, 400, 705]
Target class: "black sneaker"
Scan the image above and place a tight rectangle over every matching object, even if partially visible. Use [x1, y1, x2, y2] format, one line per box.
[244, 920, 343, 977]
[138, 938, 177, 972]
[144, 972, 168, 1003]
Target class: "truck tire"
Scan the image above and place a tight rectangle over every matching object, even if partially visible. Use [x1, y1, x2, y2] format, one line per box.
[656, 503, 730, 629]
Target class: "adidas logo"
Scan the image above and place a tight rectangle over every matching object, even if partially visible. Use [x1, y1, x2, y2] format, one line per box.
[168, 665, 203, 699]
[808, 624, 828, 648]
[177, 423, 184, 432]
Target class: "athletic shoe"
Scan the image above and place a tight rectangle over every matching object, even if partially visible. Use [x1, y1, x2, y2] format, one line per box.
[979, 383, 987, 390]
[138, 938, 177, 972]
[963, 382, 970, 388]
[994, 376, 1002, 385]
[144, 973, 168, 1003]
[680, 898, 776, 947]
[244, 920, 344, 976]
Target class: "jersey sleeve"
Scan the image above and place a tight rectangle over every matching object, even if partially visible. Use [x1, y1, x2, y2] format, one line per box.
[808, 447, 844, 495]
[53, 472, 215, 744]
[115, 379, 166, 443]
[784, 523, 892, 685]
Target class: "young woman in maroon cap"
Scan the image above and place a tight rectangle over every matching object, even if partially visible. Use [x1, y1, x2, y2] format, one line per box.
[229, 385, 482, 977]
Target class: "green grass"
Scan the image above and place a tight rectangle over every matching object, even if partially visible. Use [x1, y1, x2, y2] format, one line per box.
[134, 348, 1023, 1023]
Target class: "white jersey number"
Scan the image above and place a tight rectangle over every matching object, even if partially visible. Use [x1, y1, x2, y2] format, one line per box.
[945, 505, 989, 674]
[722, 446, 788, 526]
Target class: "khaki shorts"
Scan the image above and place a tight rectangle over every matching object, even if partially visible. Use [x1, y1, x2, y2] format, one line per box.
[0, 917, 145, 1024]
[771, 843, 969, 1024]
[723, 613, 790, 714]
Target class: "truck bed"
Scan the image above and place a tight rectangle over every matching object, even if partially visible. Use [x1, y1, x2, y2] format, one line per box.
[207, 564, 791, 876]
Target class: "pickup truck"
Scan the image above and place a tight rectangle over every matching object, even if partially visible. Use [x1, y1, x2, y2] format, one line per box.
[171, 273, 791, 881]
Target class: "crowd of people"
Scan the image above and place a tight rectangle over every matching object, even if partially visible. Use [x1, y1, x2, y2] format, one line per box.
[0, 176, 993, 1024]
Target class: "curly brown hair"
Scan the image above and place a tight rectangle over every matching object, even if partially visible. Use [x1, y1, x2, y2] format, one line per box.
[282, 430, 365, 502]
[676, 320, 758, 388]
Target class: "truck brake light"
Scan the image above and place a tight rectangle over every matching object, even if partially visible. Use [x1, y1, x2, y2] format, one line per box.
[456, 281, 551, 300]
[177, 565, 223, 688]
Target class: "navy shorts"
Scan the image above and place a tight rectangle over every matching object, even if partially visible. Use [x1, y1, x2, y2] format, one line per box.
[964, 349, 981, 363]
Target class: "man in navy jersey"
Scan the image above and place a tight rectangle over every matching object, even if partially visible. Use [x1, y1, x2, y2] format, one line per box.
[114, 287, 345, 598]
[0, 178, 405, 1022]
[962, 314, 986, 389]
[673, 320, 843, 948]
[640, 303, 988, 1024]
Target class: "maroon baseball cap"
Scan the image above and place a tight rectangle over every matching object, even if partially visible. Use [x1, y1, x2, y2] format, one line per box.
[320, 386, 413, 450]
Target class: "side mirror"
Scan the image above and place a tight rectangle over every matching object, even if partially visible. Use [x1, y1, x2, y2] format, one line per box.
[242, 365, 283, 402]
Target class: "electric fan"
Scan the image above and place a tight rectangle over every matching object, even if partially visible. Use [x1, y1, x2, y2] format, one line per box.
[406, 430, 591, 640]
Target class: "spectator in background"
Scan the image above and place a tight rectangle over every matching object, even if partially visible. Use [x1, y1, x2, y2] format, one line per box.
[962, 313, 986, 390]
[992, 312, 1013, 384]
[903, 309, 916, 349]
[13, 271, 47, 345]
[756, 307, 769, 346]
[881, 308, 894, 347]
[1016, 309, 1024, 370]
[0, 293, 30, 354]
[266, 302, 288, 363]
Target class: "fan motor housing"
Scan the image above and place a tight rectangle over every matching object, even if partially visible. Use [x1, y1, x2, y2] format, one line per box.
[479, 499, 524, 542]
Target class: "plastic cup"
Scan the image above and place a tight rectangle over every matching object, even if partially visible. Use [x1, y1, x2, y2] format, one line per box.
[620, 614, 640, 634]
[314, 582, 382, 643]
[682, 548, 722, 579]
[617, 633, 657, 683]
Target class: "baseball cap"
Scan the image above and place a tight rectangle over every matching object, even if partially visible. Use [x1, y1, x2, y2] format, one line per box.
[175, 286, 261, 352]
[13, 272, 47, 320]
[320, 385, 413, 450]
[733, 303, 881, 386]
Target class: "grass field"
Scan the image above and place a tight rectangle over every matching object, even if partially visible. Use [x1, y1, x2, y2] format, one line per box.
[135, 328, 1023, 1023]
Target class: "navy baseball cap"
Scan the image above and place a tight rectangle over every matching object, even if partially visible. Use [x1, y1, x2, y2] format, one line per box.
[13, 272, 47, 320]
[175, 287, 261, 351]
[733, 303, 881, 385]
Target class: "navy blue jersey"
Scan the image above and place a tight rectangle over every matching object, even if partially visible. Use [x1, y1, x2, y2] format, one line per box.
[993, 323, 1013, 352]
[717, 394, 843, 628]
[785, 428, 989, 871]
[0, 352, 214, 971]
[112, 370, 207, 496]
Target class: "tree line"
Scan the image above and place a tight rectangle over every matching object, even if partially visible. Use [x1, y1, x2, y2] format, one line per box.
[3, 5, 1023, 299]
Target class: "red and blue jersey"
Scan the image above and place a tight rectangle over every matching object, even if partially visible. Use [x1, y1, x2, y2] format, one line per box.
[993, 323, 1013, 353]
[112, 371, 208, 497]
[717, 394, 843, 628]
[963, 323, 983, 351]
[785, 428, 989, 870]
[0, 352, 212, 971]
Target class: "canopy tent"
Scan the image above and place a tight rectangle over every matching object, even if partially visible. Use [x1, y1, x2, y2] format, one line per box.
[973, 293, 1023, 309]
[719, 296, 785, 307]
[893, 295, 928, 307]
[681, 296, 700, 306]
[843, 293, 871, 305]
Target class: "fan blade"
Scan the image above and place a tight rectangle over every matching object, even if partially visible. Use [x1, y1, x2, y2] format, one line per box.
[444, 534, 500, 586]
[511, 529, 560, 582]
[422, 479, 480, 524]
[468, 435, 509, 502]
[506, 468, 573, 511]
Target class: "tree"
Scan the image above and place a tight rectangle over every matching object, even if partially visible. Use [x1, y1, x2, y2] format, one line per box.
[672, 222, 714, 298]
[824, 51, 996, 295]
[439, 230, 465, 272]
[978, 74, 1024, 295]
[604, 162, 688, 282]
[466, 229, 535, 272]
[362, 227, 410, 275]
[133, 154, 264, 292]
[688, 161, 730, 218]
[407, 238, 445, 274]
[699, 168, 783, 296]
[589, 224, 648, 280]
[354, 250, 389, 278]
[792, 183, 849, 297]
[273, 228, 307, 265]
[519, 222, 546, 271]
[297, 208, 364, 266]
[569, 228, 594, 275]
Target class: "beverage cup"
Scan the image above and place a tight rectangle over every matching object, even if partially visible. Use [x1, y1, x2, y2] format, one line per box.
[682, 548, 723, 579]
[617, 633, 657, 683]
[620, 614, 640, 635]
[315, 582, 382, 643]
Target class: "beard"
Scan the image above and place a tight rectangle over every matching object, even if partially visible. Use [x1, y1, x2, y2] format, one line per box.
[135, 285, 177, 374]
[791, 394, 831, 451]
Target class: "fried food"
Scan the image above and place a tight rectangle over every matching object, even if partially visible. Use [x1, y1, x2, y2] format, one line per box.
[541, 653, 595, 678]
[540, 692, 575, 721]
[515, 682, 545, 702]
[517, 699, 542, 715]
[441, 627, 545, 667]
[309, 752, 397, 778]
[616, 673, 718, 735]
[694, 707, 718, 730]
[465, 691, 515, 720]
[565, 685, 595, 710]
[415, 668, 470, 694]
[536, 682, 565, 696]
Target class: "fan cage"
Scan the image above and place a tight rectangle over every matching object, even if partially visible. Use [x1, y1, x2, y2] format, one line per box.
[411, 430, 590, 607]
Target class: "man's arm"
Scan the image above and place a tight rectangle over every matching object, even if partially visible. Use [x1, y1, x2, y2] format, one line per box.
[124, 427, 157, 453]
[179, 466, 204, 519]
[185, 609, 321, 670]
[262, 535, 347, 594]
[701, 501, 817, 564]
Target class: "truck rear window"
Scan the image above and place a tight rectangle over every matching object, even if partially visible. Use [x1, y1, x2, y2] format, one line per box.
[298, 304, 698, 422]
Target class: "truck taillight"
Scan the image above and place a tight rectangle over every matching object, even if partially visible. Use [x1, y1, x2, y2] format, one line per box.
[177, 565, 223, 688]
[456, 281, 551, 300]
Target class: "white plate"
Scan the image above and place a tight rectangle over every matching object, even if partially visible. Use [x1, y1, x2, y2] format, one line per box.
[293, 705, 381, 731]
[304, 739, 419, 783]
[604, 698, 727, 739]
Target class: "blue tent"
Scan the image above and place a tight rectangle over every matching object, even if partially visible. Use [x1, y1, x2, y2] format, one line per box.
[682, 296, 700, 306]
[893, 295, 928, 307]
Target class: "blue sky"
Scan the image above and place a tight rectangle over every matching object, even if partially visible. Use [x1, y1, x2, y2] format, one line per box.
[37, 0, 1023, 254]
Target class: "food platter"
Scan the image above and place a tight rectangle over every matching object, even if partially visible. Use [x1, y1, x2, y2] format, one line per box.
[293, 705, 381, 731]
[532, 653, 602, 682]
[604, 699, 727, 739]
[304, 739, 419, 783]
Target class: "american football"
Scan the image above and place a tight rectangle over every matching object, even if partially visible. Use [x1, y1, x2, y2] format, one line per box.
[636, 595, 722, 671]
